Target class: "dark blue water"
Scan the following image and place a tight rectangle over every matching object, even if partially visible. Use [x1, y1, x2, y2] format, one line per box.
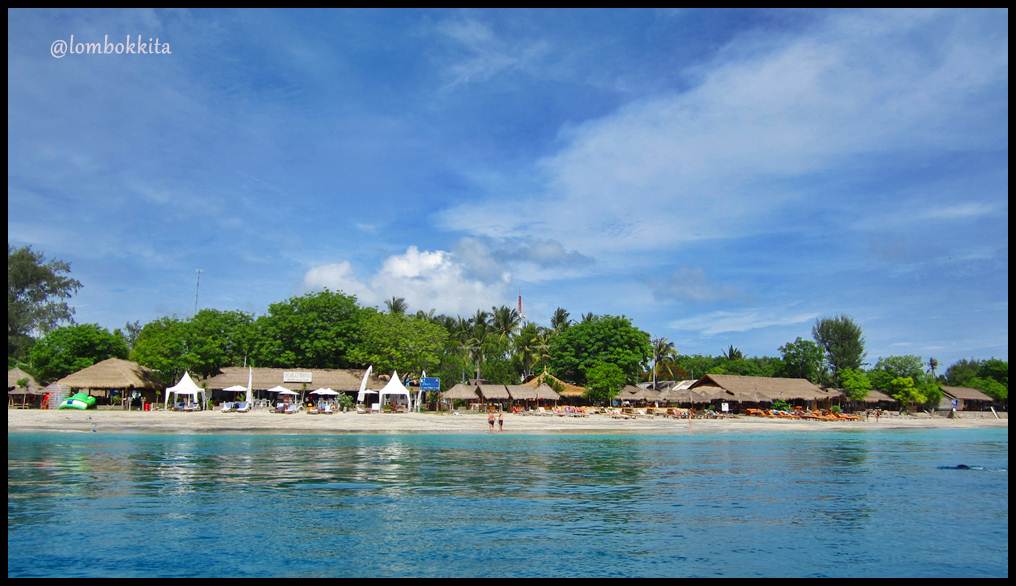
[7, 429, 1008, 577]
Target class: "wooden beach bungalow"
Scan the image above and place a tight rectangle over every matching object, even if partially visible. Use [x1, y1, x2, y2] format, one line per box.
[439, 383, 481, 409]
[521, 370, 586, 404]
[938, 386, 996, 411]
[56, 358, 160, 408]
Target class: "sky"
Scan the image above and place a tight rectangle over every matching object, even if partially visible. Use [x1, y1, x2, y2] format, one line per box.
[7, 8, 1009, 368]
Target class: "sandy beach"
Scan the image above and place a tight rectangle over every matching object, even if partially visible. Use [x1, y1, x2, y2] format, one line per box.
[7, 408, 1008, 434]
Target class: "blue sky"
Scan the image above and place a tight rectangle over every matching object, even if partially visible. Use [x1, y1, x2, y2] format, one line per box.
[8, 8, 1009, 367]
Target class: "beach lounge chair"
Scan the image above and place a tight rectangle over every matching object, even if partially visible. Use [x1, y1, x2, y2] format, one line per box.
[355, 404, 368, 414]
[370, 403, 381, 413]
[322, 403, 334, 414]
[235, 402, 251, 413]
[284, 403, 300, 414]
[220, 402, 234, 413]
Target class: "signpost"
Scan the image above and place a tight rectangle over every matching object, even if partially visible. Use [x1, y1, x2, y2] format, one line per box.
[283, 371, 313, 384]
[420, 377, 440, 391]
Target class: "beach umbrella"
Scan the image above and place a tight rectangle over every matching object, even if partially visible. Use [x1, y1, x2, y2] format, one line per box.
[223, 385, 247, 392]
[311, 388, 339, 395]
[267, 385, 297, 396]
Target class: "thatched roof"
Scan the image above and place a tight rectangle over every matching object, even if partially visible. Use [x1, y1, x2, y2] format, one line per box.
[440, 383, 480, 401]
[521, 370, 586, 398]
[202, 367, 382, 391]
[532, 383, 561, 401]
[477, 384, 511, 400]
[618, 384, 663, 402]
[862, 389, 896, 403]
[57, 358, 158, 390]
[505, 385, 537, 400]
[941, 386, 994, 402]
[665, 388, 714, 404]
[8, 367, 42, 394]
[690, 374, 828, 402]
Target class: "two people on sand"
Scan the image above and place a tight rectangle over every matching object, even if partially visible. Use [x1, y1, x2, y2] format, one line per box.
[488, 410, 504, 432]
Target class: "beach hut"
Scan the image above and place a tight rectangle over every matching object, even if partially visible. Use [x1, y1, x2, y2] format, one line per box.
[521, 369, 586, 403]
[532, 383, 561, 403]
[939, 386, 996, 411]
[8, 367, 44, 408]
[439, 383, 480, 410]
[57, 358, 159, 408]
[690, 374, 828, 407]
[477, 384, 511, 409]
[164, 371, 208, 410]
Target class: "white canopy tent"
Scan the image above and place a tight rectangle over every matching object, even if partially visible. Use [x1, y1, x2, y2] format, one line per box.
[378, 370, 412, 411]
[165, 371, 208, 410]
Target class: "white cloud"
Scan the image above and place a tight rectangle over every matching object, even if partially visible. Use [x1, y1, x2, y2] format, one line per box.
[922, 202, 996, 220]
[669, 307, 820, 335]
[302, 246, 510, 316]
[433, 17, 550, 88]
[435, 10, 1007, 260]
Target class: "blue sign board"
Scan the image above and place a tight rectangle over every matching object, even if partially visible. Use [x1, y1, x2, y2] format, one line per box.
[420, 377, 440, 390]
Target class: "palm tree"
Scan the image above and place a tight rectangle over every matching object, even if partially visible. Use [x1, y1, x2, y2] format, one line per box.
[723, 345, 744, 361]
[550, 307, 571, 332]
[928, 357, 939, 381]
[491, 305, 521, 343]
[580, 312, 595, 324]
[385, 296, 408, 315]
[651, 337, 678, 390]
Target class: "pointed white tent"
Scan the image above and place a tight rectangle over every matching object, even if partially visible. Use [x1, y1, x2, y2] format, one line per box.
[165, 371, 208, 410]
[377, 370, 412, 411]
[356, 365, 377, 403]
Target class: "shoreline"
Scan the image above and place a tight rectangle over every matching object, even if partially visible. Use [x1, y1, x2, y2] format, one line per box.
[8, 409, 1008, 435]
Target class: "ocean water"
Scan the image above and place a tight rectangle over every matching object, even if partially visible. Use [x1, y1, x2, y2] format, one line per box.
[7, 429, 1008, 578]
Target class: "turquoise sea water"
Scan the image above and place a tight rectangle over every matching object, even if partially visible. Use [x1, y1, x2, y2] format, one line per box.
[7, 429, 1008, 578]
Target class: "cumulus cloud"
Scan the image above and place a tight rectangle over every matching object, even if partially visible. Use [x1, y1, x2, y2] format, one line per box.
[302, 246, 510, 316]
[669, 307, 821, 336]
[434, 10, 1008, 260]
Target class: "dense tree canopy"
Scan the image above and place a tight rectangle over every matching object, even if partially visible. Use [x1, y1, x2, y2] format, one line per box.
[838, 368, 872, 402]
[250, 290, 365, 368]
[549, 315, 651, 385]
[584, 361, 626, 404]
[8, 245, 83, 359]
[812, 315, 865, 379]
[28, 323, 128, 383]
[348, 311, 448, 376]
[778, 337, 825, 383]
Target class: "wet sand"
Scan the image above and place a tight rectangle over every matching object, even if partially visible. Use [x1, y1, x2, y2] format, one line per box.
[7, 408, 1008, 434]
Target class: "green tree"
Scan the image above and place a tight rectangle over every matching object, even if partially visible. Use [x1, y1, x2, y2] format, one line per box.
[130, 317, 194, 384]
[348, 311, 448, 376]
[838, 368, 872, 401]
[8, 245, 83, 359]
[385, 297, 408, 315]
[778, 337, 825, 383]
[722, 345, 744, 360]
[28, 323, 128, 383]
[873, 355, 926, 380]
[650, 337, 678, 389]
[251, 290, 365, 368]
[977, 358, 1008, 389]
[944, 358, 982, 386]
[549, 315, 651, 384]
[675, 354, 721, 379]
[550, 307, 571, 332]
[888, 376, 924, 411]
[812, 315, 866, 378]
[584, 361, 626, 405]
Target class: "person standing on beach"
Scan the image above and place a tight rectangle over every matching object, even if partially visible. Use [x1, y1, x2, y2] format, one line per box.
[498, 411, 504, 432]
[488, 411, 495, 432]
[875, 409, 881, 423]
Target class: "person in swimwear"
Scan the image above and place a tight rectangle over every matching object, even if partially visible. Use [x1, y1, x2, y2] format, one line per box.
[488, 411, 495, 432]
[498, 410, 504, 432]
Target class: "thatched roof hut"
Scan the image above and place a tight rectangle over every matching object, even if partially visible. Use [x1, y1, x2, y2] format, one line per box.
[690, 374, 828, 402]
[478, 384, 511, 401]
[440, 383, 480, 401]
[940, 386, 994, 402]
[521, 370, 586, 398]
[202, 367, 381, 391]
[532, 383, 561, 401]
[505, 385, 538, 400]
[57, 358, 158, 390]
[8, 367, 42, 394]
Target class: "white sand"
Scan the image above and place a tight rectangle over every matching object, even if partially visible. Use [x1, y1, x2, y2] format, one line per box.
[7, 408, 1008, 434]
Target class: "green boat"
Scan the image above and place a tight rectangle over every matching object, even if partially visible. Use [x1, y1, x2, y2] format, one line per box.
[58, 392, 97, 410]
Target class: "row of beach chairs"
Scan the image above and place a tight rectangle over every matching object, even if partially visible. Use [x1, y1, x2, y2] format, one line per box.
[743, 407, 861, 421]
